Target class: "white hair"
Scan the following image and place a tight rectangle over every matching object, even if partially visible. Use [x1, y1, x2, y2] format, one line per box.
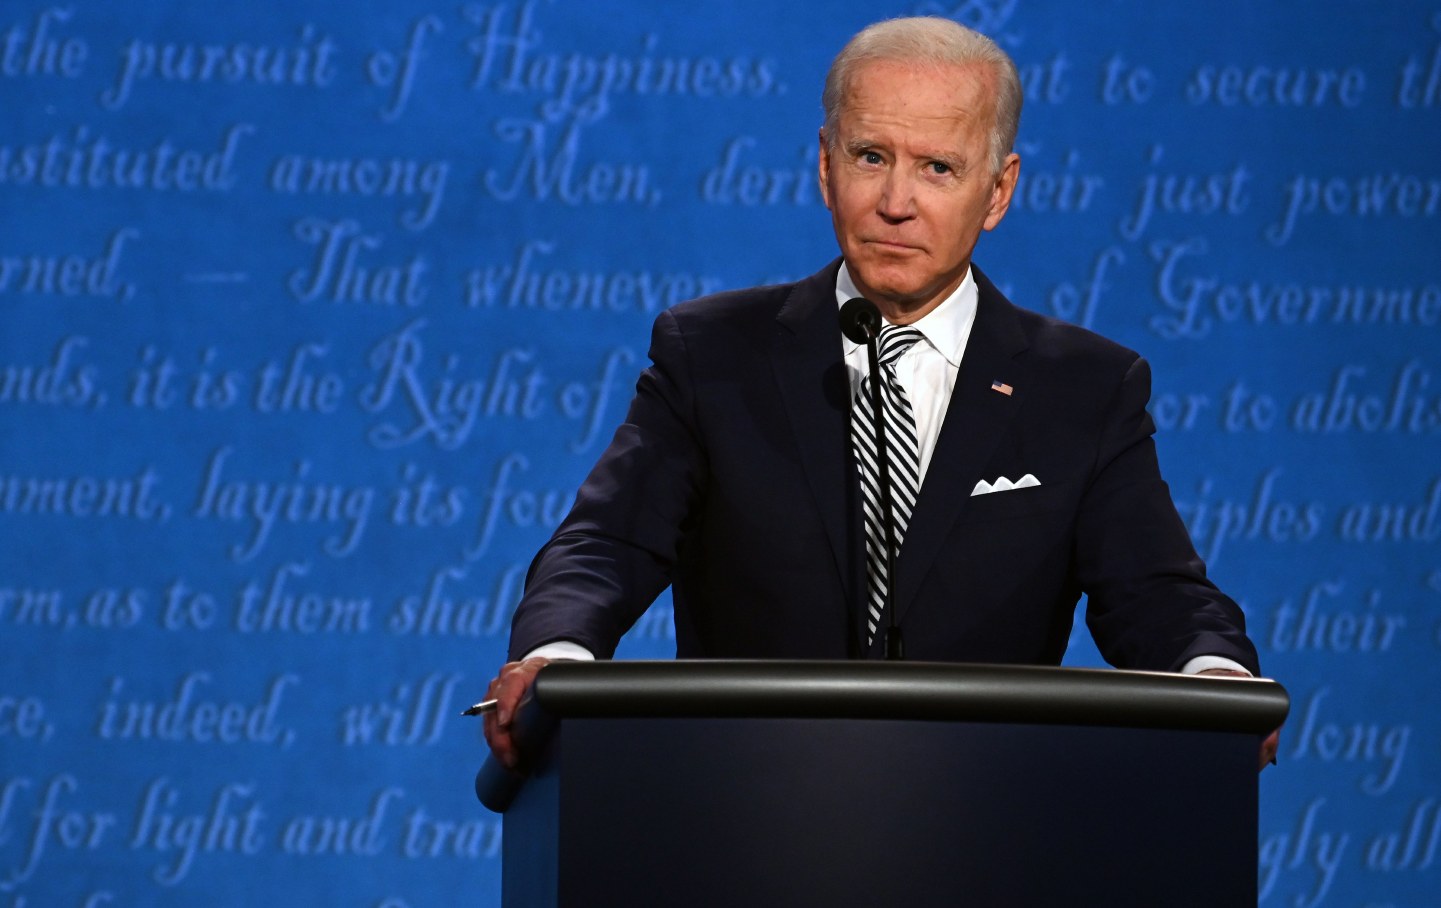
[821, 17, 1023, 175]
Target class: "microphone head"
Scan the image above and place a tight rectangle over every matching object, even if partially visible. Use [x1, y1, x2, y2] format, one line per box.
[838, 297, 881, 344]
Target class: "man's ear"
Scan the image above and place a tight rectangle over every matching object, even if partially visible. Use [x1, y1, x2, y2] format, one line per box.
[817, 128, 833, 211]
[983, 152, 1021, 231]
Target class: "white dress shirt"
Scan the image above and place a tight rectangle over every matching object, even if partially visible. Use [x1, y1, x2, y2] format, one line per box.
[836, 262, 977, 488]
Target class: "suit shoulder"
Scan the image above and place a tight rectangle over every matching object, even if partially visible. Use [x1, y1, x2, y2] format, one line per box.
[974, 265, 1140, 376]
[639, 281, 800, 378]
[1012, 304, 1142, 375]
[664, 279, 796, 328]
[663, 259, 840, 330]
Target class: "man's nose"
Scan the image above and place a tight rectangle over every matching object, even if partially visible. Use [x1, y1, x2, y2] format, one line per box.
[877, 169, 917, 221]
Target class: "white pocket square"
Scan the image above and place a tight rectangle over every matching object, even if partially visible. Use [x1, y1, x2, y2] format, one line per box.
[971, 474, 1040, 497]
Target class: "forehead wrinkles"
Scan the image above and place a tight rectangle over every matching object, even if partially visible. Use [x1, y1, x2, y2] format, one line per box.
[838, 106, 977, 165]
[837, 62, 994, 149]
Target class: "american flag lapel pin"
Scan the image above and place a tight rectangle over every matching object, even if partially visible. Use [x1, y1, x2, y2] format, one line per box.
[990, 380, 1014, 396]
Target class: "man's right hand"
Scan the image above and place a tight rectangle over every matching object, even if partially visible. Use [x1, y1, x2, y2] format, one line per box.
[482, 657, 550, 770]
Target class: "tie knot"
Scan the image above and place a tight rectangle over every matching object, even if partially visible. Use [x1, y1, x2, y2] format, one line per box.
[877, 326, 924, 367]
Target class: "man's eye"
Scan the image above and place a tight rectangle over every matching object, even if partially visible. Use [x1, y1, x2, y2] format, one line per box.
[862, 151, 883, 165]
[929, 161, 951, 175]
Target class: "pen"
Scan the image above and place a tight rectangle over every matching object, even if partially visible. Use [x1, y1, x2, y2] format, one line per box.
[462, 698, 499, 717]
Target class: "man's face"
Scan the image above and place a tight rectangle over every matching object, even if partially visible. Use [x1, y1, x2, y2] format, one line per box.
[819, 60, 1019, 321]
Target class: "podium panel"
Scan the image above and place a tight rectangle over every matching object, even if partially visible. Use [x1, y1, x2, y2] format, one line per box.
[479, 661, 1288, 908]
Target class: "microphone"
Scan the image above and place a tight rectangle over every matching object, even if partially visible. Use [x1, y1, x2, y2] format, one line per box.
[839, 296, 881, 344]
[838, 297, 904, 661]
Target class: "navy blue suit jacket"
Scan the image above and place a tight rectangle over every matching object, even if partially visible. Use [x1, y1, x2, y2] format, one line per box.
[509, 259, 1259, 673]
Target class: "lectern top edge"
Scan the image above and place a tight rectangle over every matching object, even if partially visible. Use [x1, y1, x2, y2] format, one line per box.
[529, 660, 1289, 734]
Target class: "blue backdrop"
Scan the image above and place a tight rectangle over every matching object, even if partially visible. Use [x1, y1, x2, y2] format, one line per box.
[2, 1, 1439, 905]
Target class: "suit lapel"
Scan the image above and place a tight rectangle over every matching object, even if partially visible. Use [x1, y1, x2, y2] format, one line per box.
[770, 259, 862, 647]
[893, 268, 1030, 625]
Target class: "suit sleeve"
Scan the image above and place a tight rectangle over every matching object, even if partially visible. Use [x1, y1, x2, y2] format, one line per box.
[506, 309, 706, 660]
[1075, 356, 1261, 675]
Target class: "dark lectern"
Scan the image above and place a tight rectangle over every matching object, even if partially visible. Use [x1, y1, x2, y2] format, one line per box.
[475, 661, 1287, 908]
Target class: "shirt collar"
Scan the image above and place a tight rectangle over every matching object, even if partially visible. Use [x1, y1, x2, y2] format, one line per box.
[835, 261, 976, 368]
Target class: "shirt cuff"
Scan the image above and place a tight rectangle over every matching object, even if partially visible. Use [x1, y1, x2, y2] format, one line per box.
[1180, 655, 1252, 676]
[522, 641, 597, 662]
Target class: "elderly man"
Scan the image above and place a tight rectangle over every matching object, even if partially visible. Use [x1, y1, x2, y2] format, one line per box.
[484, 17, 1270, 766]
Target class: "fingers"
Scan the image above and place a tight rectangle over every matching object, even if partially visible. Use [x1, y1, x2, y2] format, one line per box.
[495, 657, 548, 724]
[480, 676, 511, 765]
[1259, 727, 1281, 772]
[481, 657, 550, 770]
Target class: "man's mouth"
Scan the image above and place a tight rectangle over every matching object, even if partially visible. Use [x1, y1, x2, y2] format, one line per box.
[865, 239, 921, 253]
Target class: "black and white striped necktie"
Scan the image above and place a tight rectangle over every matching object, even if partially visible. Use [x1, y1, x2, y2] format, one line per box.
[851, 325, 925, 645]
